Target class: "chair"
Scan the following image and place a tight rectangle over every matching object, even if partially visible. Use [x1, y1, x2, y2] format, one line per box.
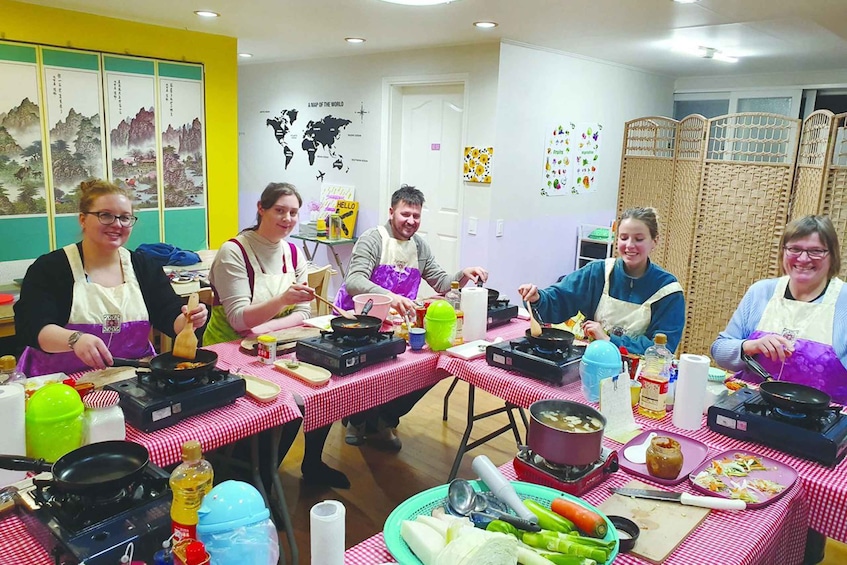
[307, 264, 334, 315]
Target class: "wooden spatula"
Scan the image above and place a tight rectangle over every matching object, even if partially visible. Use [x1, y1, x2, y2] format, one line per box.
[526, 301, 543, 337]
[172, 293, 199, 360]
[313, 293, 357, 320]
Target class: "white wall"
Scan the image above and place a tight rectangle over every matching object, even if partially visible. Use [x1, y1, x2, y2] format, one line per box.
[675, 69, 847, 92]
[485, 42, 675, 301]
[238, 44, 500, 295]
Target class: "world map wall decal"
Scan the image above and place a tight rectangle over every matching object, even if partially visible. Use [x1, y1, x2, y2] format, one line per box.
[267, 109, 352, 172]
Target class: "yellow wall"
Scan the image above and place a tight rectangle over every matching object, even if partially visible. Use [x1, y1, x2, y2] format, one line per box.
[0, 0, 238, 247]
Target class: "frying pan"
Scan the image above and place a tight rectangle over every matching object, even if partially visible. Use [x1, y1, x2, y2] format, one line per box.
[112, 349, 218, 382]
[742, 353, 832, 412]
[487, 288, 501, 304]
[0, 441, 149, 494]
[330, 315, 383, 338]
[525, 327, 575, 351]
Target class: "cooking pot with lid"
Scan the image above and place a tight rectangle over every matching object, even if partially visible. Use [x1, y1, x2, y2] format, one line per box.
[528, 399, 606, 466]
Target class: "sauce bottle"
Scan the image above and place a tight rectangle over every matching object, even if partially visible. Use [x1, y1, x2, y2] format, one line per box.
[170, 440, 214, 542]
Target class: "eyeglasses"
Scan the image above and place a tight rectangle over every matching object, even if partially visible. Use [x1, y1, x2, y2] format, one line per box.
[783, 246, 829, 259]
[85, 211, 138, 227]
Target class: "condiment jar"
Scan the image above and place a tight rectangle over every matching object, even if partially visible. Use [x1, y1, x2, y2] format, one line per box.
[83, 390, 126, 444]
[645, 436, 684, 480]
[257, 335, 277, 365]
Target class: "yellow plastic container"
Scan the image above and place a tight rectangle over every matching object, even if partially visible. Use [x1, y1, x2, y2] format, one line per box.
[424, 300, 456, 352]
[25, 383, 84, 461]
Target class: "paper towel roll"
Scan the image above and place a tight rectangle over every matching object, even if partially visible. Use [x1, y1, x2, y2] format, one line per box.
[461, 287, 488, 342]
[0, 384, 26, 487]
[672, 354, 710, 430]
[310, 500, 345, 565]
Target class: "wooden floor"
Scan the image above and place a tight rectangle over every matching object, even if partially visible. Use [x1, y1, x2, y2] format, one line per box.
[275, 377, 522, 563]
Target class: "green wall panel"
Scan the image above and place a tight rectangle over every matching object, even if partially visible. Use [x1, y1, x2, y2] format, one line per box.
[0, 217, 50, 261]
[158, 62, 202, 81]
[164, 208, 207, 251]
[54, 215, 81, 249]
[126, 209, 161, 251]
[103, 56, 155, 75]
[41, 48, 99, 70]
[0, 43, 37, 63]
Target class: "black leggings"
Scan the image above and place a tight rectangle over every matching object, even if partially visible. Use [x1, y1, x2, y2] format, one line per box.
[347, 385, 435, 429]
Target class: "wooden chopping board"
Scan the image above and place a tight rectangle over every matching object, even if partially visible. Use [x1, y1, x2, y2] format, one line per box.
[75, 366, 137, 389]
[240, 326, 322, 354]
[599, 479, 710, 564]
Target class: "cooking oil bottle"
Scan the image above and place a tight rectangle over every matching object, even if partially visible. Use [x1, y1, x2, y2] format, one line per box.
[638, 333, 672, 420]
[170, 440, 214, 542]
[446, 281, 464, 345]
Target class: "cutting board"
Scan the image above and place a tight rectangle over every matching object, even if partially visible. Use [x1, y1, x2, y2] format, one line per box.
[75, 367, 137, 389]
[599, 479, 710, 564]
[240, 326, 322, 354]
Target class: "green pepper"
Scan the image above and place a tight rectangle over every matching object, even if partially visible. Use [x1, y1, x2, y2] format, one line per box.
[522, 532, 608, 563]
[563, 532, 615, 550]
[486, 519, 520, 538]
[543, 554, 598, 565]
[524, 499, 576, 533]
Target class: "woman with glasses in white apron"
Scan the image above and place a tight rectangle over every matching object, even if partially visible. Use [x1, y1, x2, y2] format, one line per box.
[16, 180, 207, 376]
[518, 207, 685, 355]
[204, 183, 349, 490]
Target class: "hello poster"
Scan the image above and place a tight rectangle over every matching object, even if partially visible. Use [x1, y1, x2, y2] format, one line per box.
[541, 122, 602, 196]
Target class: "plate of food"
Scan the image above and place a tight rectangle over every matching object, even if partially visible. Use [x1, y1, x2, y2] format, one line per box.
[688, 450, 797, 508]
[383, 480, 618, 565]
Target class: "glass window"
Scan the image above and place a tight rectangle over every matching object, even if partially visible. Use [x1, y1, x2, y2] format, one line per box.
[737, 97, 792, 116]
[673, 99, 729, 120]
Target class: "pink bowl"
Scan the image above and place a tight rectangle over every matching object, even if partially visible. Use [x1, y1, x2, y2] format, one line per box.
[353, 293, 392, 322]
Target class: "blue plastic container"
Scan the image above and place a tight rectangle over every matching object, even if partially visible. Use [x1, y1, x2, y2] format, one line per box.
[197, 481, 278, 565]
[578, 340, 623, 402]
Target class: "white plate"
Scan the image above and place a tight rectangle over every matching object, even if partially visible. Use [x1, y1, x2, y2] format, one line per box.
[273, 360, 331, 386]
[445, 340, 492, 360]
[238, 373, 281, 402]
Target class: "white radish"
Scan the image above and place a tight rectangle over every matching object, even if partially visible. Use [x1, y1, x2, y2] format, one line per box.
[401, 520, 446, 565]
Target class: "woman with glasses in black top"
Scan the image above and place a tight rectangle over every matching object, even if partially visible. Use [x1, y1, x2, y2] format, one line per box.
[16, 179, 207, 376]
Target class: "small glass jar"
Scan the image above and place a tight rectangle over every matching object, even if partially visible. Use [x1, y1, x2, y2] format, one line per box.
[257, 335, 277, 365]
[645, 436, 684, 480]
[82, 390, 125, 444]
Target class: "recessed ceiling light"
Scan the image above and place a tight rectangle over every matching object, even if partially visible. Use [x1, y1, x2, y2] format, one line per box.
[473, 21, 498, 29]
[672, 0, 700, 4]
[379, 0, 458, 5]
[673, 43, 739, 63]
[194, 10, 220, 18]
[238, 53, 253, 58]
[345, 37, 366, 44]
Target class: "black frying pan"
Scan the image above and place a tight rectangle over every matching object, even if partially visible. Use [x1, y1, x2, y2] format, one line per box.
[526, 327, 575, 351]
[742, 352, 832, 412]
[0, 441, 149, 494]
[113, 349, 218, 382]
[330, 315, 383, 338]
[487, 288, 500, 304]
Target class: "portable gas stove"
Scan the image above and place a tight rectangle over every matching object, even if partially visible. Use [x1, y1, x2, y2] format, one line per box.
[486, 338, 585, 385]
[513, 445, 618, 496]
[16, 464, 172, 565]
[708, 387, 847, 465]
[487, 299, 519, 329]
[106, 368, 246, 432]
[296, 331, 407, 375]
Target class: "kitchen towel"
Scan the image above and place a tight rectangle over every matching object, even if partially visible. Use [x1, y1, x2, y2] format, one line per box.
[672, 354, 710, 430]
[310, 500, 345, 565]
[0, 383, 26, 487]
[461, 286, 488, 342]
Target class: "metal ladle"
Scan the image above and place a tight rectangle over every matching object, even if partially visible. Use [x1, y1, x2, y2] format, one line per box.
[447, 479, 541, 532]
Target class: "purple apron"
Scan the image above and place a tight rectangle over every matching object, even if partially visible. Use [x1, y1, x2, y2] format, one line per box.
[736, 276, 847, 405]
[19, 244, 154, 377]
[335, 225, 421, 310]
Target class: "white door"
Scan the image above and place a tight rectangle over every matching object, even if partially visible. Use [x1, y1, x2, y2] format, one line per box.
[396, 84, 464, 296]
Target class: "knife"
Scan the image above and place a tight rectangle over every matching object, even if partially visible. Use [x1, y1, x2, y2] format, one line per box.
[611, 487, 746, 510]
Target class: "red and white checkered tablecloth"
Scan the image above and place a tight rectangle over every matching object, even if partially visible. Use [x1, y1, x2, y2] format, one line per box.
[0, 514, 52, 565]
[207, 340, 443, 432]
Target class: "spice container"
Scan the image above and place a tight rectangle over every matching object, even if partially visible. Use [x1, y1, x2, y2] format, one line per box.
[645, 436, 684, 480]
[82, 389, 125, 444]
[316, 218, 328, 239]
[329, 214, 342, 240]
[256, 335, 277, 365]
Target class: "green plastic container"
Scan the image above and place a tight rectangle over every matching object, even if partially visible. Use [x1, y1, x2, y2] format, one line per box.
[424, 300, 456, 351]
[26, 383, 84, 461]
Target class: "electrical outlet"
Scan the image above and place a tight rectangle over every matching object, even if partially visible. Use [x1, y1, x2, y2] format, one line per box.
[468, 217, 478, 235]
[496, 219, 504, 237]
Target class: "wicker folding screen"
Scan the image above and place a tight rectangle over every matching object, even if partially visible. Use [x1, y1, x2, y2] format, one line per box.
[683, 113, 801, 356]
[790, 110, 835, 220]
[616, 117, 677, 266]
[821, 112, 847, 279]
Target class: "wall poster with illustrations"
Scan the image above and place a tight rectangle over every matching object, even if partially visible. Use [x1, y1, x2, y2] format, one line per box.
[0, 42, 50, 261]
[158, 62, 207, 251]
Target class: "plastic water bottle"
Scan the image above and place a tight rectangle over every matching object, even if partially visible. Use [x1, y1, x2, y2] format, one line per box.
[170, 440, 214, 542]
[0, 355, 26, 385]
[638, 333, 672, 419]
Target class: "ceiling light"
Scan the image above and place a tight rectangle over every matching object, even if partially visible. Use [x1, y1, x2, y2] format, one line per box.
[194, 10, 219, 18]
[473, 21, 498, 29]
[672, 0, 700, 4]
[379, 0, 459, 5]
[345, 37, 366, 44]
[672, 43, 739, 63]
[238, 53, 253, 58]
[712, 52, 738, 63]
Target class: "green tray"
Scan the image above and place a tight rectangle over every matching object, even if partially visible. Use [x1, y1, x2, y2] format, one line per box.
[383, 480, 619, 565]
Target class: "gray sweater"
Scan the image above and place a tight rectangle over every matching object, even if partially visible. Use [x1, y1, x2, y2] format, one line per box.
[344, 221, 464, 297]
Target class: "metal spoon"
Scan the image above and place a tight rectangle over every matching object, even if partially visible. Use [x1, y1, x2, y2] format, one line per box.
[447, 479, 541, 532]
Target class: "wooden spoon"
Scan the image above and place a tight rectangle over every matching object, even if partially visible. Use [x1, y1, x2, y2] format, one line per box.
[525, 300, 543, 337]
[313, 293, 357, 320]
[172, 292, 199, 360]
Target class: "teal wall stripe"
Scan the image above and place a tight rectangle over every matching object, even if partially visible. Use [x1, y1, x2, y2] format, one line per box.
[126, 210, 161, 251]
[54, 215, 81, 249]
[0, 217, 50, 261]
[0, 43, 37, 64]
[164, 208, 208, 251]
[158, 62, 202, 81]
[42, 48, 99, 70]
[103, 56, 155, 76]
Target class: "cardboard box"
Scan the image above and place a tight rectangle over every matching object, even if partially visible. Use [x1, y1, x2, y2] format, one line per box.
[336, 200, 358, 239]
